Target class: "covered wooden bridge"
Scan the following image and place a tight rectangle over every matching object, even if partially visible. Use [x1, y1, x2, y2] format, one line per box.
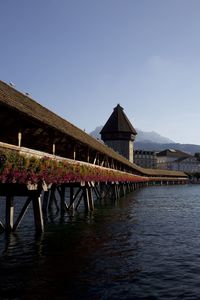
[0, 80, 188, 233]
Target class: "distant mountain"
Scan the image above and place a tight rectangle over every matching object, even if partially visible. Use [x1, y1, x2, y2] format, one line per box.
[90, 126, 200, 155]
[134, 129, 174, 144]
[90, 126, 174, 144]
[134, 142, 200, 155]
[90, 126, 103, 140]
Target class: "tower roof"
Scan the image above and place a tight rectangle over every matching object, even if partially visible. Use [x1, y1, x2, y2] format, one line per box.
[100, 104, 137, 135]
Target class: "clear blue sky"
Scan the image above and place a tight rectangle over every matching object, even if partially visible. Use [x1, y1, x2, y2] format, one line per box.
[1, 0, 200, 144]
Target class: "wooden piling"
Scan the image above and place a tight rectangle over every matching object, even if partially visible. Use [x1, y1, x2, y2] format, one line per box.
[42, 190, 49, 214]
[5, 195, 14, 232]
[32, 194, 44, 233]
[88, 186, 94, 211]
[83, 187, 90, 211]
[48, 185, 59, 211]
[70, 186, 74, 209]
[60, 185, 66, 216]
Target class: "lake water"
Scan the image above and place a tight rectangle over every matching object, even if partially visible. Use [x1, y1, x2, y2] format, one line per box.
[0, 184, 200, 299]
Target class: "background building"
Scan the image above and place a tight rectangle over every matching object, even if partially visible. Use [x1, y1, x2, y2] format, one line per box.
[134, 150, 157, 168]
[156, 149, 191, 170]
[167, 156, 200, 173]
[155, 149, 200, 173]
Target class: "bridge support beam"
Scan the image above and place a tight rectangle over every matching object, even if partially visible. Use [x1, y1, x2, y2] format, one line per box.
[5, 195, 14, 232]
[70, 187, 74, 210]
[42, 190, 49, 214]
[88, 184, 94, 211]
[48, 185, 59, 212]
[32, 193, 44, 233]
[83, 186, 90, 212]
[60, 185, 66, 218]
[13, 196, 32, 231]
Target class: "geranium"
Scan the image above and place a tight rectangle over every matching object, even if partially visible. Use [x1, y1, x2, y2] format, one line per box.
[0, 149, 149, 186]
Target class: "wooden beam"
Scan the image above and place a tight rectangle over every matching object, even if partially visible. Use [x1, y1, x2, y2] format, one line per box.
[13, 196, 32, 231]
[48, 185, 59, 211]
[52, 143, 56, 155]
[93, 153, 97, 165]
[68, 187, 82, 210]
[18, 132, 22, 147]
[70, 186, 74, 209]
[93, 185, 101, 199]
[87, 148, 90, 163]
[83, 187, 90, 211]
[100, 155, 105, 167]
[42, 190, 49, 214]
[75, 192, 84, 210]
[32, 194, 44, 233]
[88, 186, 94, 211]
[0, 220, 5, 230]
[59, 185, 67, 214]
[5, 195, 14, 232]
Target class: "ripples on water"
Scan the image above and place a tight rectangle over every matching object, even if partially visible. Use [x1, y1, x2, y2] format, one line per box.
[0, 185, 200, 299]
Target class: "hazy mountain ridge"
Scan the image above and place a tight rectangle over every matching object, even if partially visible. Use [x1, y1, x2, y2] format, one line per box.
[90, 126, 200, 155]
[134, 142, 200, 155]
[90, 126, 174, 144]
[134, 129, 174, 144]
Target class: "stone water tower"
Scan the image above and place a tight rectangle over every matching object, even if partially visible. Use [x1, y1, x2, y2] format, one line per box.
[100, 104, 137, 163]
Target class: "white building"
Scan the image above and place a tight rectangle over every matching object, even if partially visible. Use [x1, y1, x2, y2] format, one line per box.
[157, 149, 200, 173]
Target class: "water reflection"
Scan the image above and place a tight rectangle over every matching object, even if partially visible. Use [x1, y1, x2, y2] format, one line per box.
[0, 185, 200, 299]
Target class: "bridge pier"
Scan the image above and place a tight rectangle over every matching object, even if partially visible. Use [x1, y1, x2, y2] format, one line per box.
[2, 187, 45, 233]
[0, 175, 188, 234]
[70, 186, 74, 210]
[32, 193, 44, 233]
[42, 190, 49, 214]
[82, 186, 89, 211]
[88, 184, 94, 211]
[5, 195, 14, 232]
[60, 185, 66, 219]
[48, 185, 59, 212]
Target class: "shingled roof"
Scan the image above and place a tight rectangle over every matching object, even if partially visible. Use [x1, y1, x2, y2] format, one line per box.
[157, 149, 191, 159]
[0, 81, 138, 168]
[100, 104, 137, 135]
[0, 81, 187, 178]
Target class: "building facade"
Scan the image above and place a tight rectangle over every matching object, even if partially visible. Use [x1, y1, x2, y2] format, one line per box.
[156, 149, 191, 170]
[134, 150, 157, 168]
[169, 156, 200, 173]
[156, 149, 200, 173]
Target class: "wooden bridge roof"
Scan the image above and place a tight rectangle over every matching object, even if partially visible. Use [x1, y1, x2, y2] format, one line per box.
[0, 80, 187, 179]
[0, 81, 137, 166]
